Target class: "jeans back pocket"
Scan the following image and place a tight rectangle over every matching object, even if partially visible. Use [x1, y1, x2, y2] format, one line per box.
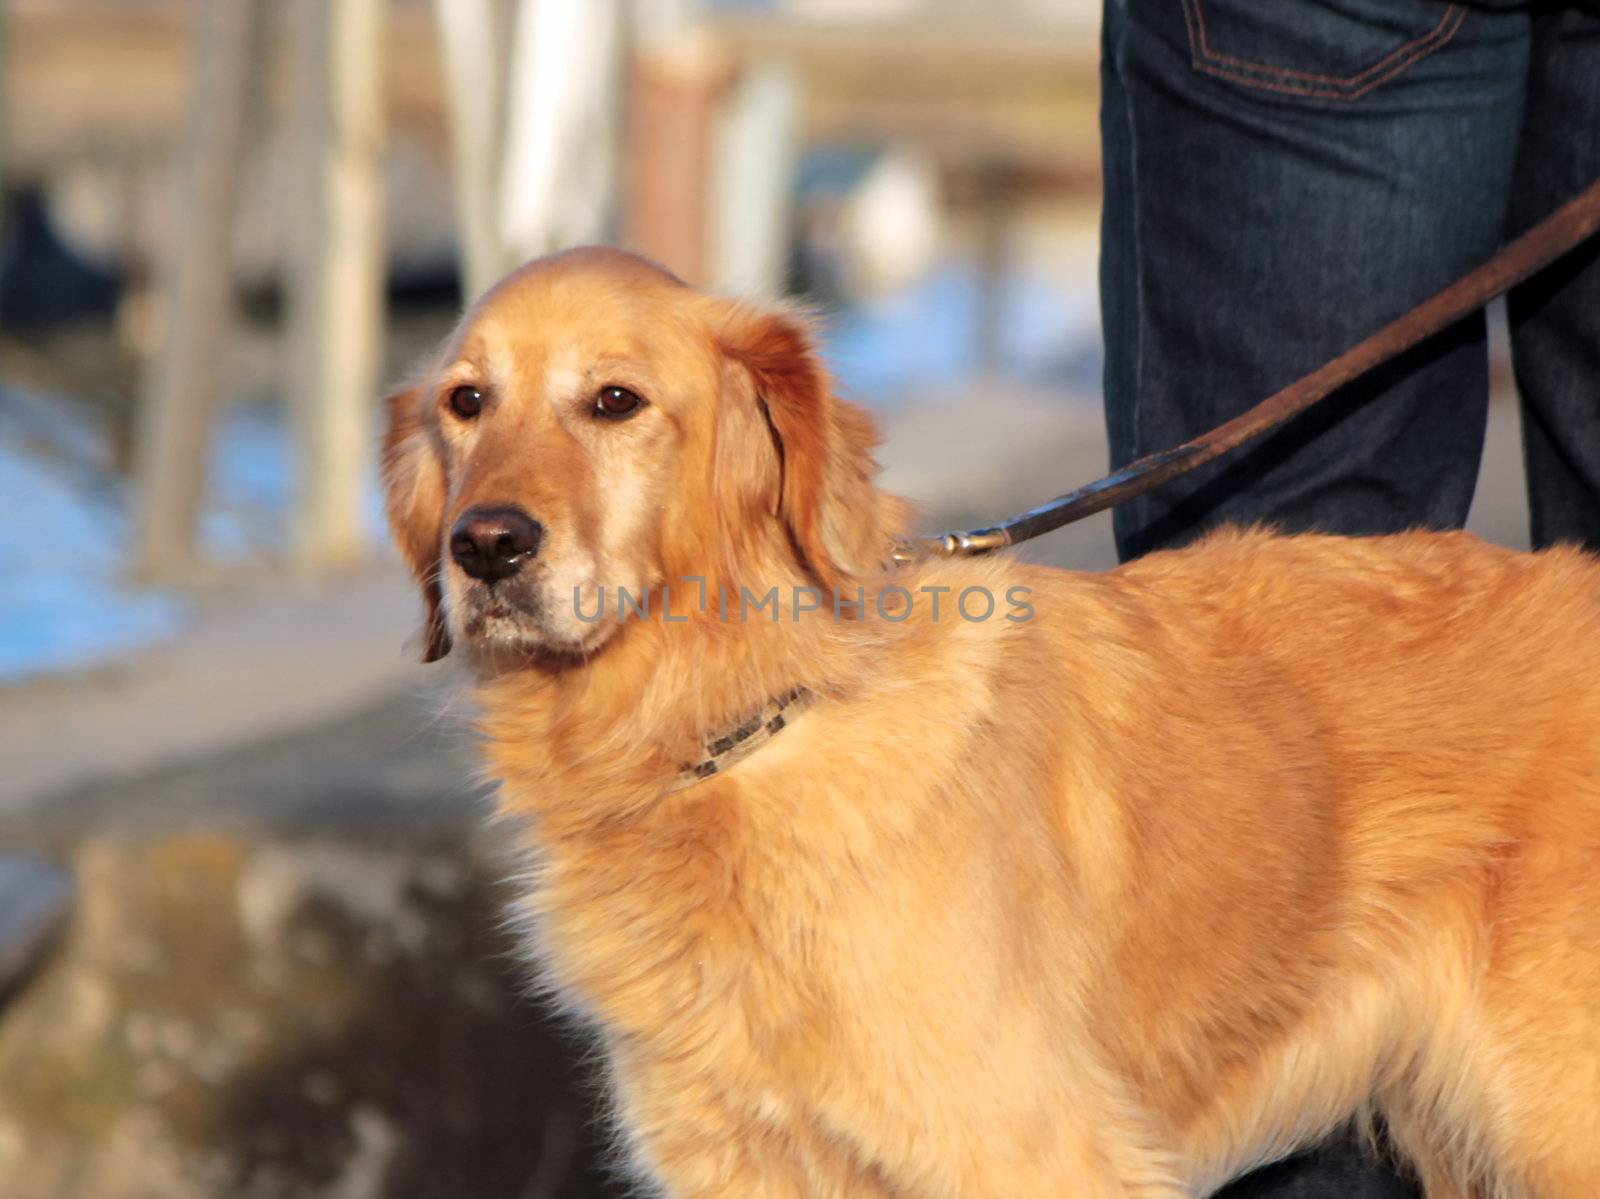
[1181, 0, 1466, 101]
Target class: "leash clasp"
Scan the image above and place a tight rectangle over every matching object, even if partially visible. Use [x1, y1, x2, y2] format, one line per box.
[890, 527, 1011, 565]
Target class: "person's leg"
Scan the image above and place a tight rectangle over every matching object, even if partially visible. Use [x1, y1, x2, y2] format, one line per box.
[1098, 3, 1531, 1196]
[1506, 4, 1600, 552]
[1101, 0, 1531, 561]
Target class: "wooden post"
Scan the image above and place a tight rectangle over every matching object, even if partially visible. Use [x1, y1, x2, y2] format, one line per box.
[131, 0, 264, 579]
[286, 0, 386, 572]
[432, 0, 509, 301]
[708, 61, 800, 297]
[972, 161, 1018, 377]
[498, 0, 625, 264]
[621, 28, 733, 285]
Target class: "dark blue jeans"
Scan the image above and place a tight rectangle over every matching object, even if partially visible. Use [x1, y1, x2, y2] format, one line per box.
[1099, 2, 1599, 1195]
[1102, 0, 1600, 564]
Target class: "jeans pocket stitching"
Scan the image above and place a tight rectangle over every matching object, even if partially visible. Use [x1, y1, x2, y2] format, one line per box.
[1181, 1, 1467, 101]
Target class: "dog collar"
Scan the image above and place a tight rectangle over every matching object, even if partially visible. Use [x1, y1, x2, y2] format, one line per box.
[671, 687, 810, 790]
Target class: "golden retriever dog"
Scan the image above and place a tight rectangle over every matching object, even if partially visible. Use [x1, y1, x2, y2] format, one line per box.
[381, 246, 1600, 1198]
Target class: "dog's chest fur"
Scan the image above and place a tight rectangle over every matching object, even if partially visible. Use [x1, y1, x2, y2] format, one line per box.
[483, 619, 1095, 1182]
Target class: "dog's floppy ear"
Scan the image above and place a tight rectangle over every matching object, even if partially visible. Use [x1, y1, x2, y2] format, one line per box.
[717, 305, 904, 591]
[381, 384, 451, 662]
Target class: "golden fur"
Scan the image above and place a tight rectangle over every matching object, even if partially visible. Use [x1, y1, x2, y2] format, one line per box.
[383, 247, 1600, 1197]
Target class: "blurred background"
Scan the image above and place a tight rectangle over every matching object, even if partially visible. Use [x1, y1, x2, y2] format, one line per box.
[0, 1, 1529, 1196]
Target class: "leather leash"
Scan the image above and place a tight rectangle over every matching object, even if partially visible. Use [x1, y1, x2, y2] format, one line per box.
[895, 176, 1600, 563]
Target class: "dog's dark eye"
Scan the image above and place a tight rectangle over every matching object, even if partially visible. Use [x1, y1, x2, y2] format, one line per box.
[595, 385, 644, 420]
[446, 386, 483, 420]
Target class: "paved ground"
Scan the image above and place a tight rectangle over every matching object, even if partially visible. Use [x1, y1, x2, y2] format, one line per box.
[0, 565, 443, 815]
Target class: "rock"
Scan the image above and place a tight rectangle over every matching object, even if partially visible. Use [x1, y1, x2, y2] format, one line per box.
[0, 832, 616, 1199]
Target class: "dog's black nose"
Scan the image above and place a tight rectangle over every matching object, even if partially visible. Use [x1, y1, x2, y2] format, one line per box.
[450, 506, 543, 583]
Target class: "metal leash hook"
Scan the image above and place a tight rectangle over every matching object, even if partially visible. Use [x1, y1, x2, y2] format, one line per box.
[891, 527, 1011, 565]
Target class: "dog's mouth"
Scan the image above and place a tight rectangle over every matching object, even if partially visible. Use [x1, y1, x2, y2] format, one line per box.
[455, 573, 542, 636]
[461, 594, 530, 635]
[452, 573, 616, 658]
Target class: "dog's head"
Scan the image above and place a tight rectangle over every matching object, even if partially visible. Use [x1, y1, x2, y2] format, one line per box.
[382, 246, 903, 663]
